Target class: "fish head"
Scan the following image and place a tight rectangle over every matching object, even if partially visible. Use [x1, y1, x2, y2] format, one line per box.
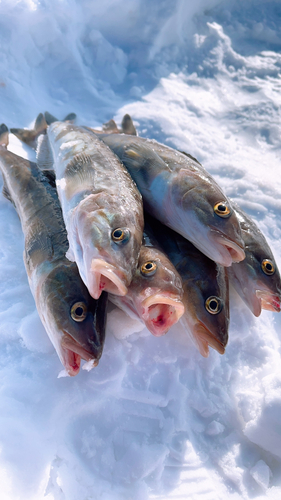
[39, 262, 107, 376]
[180, 260, 229, 357]
[122, 245, 185, 336]
[171, 171, 245, 266]
[74, 193, 143, 299]
[229, 245, 281, 317]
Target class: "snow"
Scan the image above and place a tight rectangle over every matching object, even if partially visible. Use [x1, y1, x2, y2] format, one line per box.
[1, 0, 281, 499]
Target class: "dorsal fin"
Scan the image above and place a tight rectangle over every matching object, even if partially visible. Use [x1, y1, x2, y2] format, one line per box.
[121, 114, 137, 135]
[0, 123, 9, 148]
[102, 119, 119, 133]
[10, 113, 47, 150]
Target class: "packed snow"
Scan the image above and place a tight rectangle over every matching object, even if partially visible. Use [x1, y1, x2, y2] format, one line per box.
[1, 1, 281, 499]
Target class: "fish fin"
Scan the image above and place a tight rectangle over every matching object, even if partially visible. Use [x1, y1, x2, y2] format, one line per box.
[178, 150, 202, 166]
[0, 123, 9, 147]
[63, 113, 76, 123]
[34, 113, 47, 134]
[36, 134, 54, 170]
[10, 114, 47, 149]
[102, 119, 119, 133]
[42, 169, 56, 188]
[44, 111, 58, 125]
[121, 114, 137, 135]
[65, 153, 95, 183]
[25, 220, 54, 269]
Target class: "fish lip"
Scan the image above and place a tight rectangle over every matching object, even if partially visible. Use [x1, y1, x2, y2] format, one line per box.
[193, 323, 226, 357]
[141, 293, 185, 337]
[209, 229, 245, 266]
[90, 259, 128, 299]
[256, 289, 281, 313]
[61, 331, 99, 371]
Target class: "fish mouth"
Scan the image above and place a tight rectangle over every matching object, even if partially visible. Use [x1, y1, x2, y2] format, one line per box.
[90, 259, 128, 299]
[193, 323, 226, 357]
[61, 331, 99, 376]
[210, 230, 245, 267]
[141, 294, 185, 337]
[256, 289, 281, 314]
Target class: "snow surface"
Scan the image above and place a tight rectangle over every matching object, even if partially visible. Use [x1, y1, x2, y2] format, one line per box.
[1, 1, 281, 499]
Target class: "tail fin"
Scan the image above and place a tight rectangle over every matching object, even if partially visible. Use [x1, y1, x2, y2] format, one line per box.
[121, 114, 137, 135]
[44, 111, 58, 125]
[102, 119, 119, 133]
[10, 113, 47, 149]
[0, 124, 9, 148]
[45, 111, 77, 125]
[63, 113, 76, 123]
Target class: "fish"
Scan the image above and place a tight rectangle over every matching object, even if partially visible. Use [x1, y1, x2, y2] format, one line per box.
[109, 224, 185, 336]
[145, 214, 229, 357]
[97, 130, 245, 267]
[227, 203, 281, 316]
[0, 124, 107, 376]
[47, 121, 144, 299]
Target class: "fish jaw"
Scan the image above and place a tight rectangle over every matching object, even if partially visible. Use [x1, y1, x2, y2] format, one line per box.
[140, 293, 185, 337]
[193, 323, 226, 357]
[61, 331, 99, 376]
[209, 230, 245, 267]
[89, 259, 128, 299]
[256, 289, 281, 314]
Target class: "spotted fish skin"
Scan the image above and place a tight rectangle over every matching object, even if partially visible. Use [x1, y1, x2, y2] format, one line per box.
[47, 122, 144, 300]
[228, 203, 281, 316]
[110, 224, 185, 337]
[145, 214, 229, 357]
[0, 145, 107, 376]
[97, 133, 245, 268]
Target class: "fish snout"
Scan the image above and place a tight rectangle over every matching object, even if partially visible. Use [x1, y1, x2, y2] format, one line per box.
[192, 323, 226, 357]
[210, 229, 245, 266]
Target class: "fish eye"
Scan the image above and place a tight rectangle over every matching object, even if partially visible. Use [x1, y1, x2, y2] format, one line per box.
[214, 202, 231, 218]
[140, 261, 157, 276]
[111, 228, 130, 245]
[71, 302, 87, 322]
[205, 296, 222, 315]
[261, 259, 275, 276]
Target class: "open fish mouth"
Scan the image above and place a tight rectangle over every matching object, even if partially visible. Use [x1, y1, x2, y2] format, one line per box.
[210, 231, 245, 267]
[90, 259, 128, 299]
[256, 289, 281, 313]
[61, 332, 99, 376]
[141, 294, 185, 337]
[193, 323, 226, 357]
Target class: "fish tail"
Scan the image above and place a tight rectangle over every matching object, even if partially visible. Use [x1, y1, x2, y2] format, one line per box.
[10, 113, 47, 149]
[0, 123, 9, 148]
[121, 114, 137, 135]
[63, 112, 76, 123]
[102, 119, 119, 133]
[44, 111, 58, 125]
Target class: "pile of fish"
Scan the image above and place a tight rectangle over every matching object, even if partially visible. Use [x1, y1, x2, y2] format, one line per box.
[0, 111, 279, 375]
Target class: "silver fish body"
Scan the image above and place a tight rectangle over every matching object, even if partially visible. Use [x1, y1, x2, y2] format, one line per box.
[98, 134, 245, 267]
[145, 215, 229, 357]
[47, 122, 144, 300]
[0, 144, 107, 376]
[110, 225, 185, 336]
[228, 204, 281, 316]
